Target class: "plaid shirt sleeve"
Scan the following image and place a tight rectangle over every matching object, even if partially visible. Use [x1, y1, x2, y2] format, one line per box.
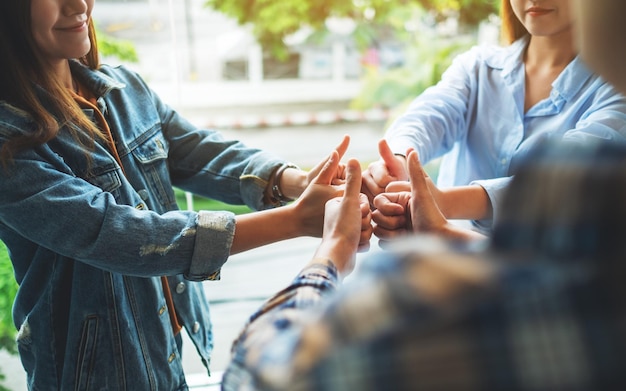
[222, 258, 341, 390]
[222, 244, 626, 391]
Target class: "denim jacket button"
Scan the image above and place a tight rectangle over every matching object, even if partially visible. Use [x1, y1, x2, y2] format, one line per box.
[175, 282, 186, 294]
[192, 321, 200, 334]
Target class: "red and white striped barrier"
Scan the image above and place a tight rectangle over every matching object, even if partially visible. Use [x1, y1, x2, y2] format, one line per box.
[201, 108, 390, 129]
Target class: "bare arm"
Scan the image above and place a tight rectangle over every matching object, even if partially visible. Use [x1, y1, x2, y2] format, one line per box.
[312, 158, 372, 275]
[373, 150, 486, 243]
[392, 182, 492, 221]
[231, 150, 346, 255]
[373, 138, 492, 221]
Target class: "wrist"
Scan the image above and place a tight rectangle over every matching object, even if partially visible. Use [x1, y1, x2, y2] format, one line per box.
[437, 188, 453, 218]
[314, 238, 355, 274]
[268, 163, 299, 204]
[279, 167, 307, 200]
[439, 185, 491, 220]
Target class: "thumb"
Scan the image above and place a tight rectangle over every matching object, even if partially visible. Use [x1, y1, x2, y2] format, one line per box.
[407, 150, 430, 200]
[378, 139, 406, 178]
[343, 158, 362, 200]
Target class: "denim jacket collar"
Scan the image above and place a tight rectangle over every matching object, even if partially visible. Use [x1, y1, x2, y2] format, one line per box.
[70, 60, 126, 97]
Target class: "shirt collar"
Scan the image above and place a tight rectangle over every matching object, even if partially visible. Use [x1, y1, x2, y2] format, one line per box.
[485, 35, 595, 104]
[484, 35, 528, 78]
[69, 60, 125, 98]
[552, 56, 594, 101]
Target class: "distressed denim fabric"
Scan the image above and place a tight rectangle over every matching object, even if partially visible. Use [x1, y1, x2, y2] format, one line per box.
[385, 36, 626, 232]
[0, 61, 286, 390]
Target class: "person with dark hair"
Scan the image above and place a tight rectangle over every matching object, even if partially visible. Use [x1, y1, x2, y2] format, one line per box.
[0, 0, 371, 389]
[363, 0, 626, 237]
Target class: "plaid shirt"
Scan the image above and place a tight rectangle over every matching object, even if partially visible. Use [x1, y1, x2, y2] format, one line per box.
[222, 237, 626, 390]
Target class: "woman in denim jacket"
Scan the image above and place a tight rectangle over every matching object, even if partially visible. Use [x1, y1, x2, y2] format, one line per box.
[0, 0, 372, 389]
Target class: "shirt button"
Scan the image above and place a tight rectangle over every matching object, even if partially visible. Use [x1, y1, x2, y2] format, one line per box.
[158, 305, 166, 316]
[192, 321, 200, 334]
[175, 282, 186, 294]
[501, 158, 507, 165]
[168, 353, 176, 363]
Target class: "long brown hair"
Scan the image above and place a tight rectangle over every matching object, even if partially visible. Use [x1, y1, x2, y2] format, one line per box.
[0, 0, 104, 166]
[500, 0, 528, 44]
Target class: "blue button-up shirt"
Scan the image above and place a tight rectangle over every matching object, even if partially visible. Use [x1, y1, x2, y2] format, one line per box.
[0, 61, 287, 390]
[385, 36, 626, 231]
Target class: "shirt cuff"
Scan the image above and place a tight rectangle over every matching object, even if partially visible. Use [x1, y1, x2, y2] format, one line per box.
[184, 210, 235, 281]
[469, 176, 512, 232]
[300, 258, 338, 278]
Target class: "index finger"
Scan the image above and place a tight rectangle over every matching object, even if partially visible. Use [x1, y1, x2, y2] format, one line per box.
[335, 135, 350, 161]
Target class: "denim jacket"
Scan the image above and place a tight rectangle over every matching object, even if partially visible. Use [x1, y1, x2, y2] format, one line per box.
[0, 61, 286, 390]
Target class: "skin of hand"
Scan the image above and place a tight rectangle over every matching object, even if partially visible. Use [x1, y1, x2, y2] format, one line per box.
[279, 135, 350, 200]
[312, 158, 373, 276]
[365, 139, 491, 220]
[372, 150, 486, 246]
[231, 149, 350, 255]
[289, 150, 350, 237]
[385, 180, 491, 221]
[361, 139, 408, 206]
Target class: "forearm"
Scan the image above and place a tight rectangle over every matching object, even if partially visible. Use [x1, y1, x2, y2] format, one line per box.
[231, 205, 301, 254]
[438, 185, 492, 220]
[440, 222, 488, 241]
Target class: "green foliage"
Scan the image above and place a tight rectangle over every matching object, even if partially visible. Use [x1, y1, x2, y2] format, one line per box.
[0, 242, 17, 355]
[204, 0, 498, 57]
[205, 0, 410, 58]
[420, 0, 499, 25]
[0, 240, 18, 391]
[96, 28, 139, 63]
[351, 33, 474, 112]
[174, 188, 252, 214]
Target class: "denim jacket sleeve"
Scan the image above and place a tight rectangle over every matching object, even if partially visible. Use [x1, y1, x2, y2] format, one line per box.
[0, 138, 233, 281]
[97, 65, 287, 212]
[0, 63, 289, 281]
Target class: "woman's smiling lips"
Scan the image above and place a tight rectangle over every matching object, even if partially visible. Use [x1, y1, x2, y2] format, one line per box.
[56, 20, 87, 32]
[527, 6, 553, 16]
